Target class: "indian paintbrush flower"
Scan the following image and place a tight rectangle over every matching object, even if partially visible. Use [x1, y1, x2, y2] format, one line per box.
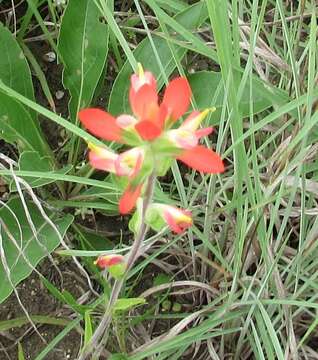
[148, 203, 193, 234]
[94, 254, 126, 278]
[94, 254, 125, 268]
[78, 65, 224, 216]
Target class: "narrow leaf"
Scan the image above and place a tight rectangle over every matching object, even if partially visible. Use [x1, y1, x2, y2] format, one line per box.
[84, 311, 93, 347]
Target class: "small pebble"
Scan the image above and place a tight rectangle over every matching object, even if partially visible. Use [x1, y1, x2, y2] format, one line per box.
[55, 90, 65, 100]
[43, 51, 56, 63]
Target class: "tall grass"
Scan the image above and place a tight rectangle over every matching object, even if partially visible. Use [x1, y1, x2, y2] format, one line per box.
[0, 0, 317, 358]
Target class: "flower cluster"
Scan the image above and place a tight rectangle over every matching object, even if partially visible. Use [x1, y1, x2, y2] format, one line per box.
[78, 65, 224, 251]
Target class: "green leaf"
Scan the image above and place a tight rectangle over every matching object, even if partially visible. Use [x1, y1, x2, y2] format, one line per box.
[153, 273, 171, 287]
[58, 0, 109, 120]
[128, 200, 142, 235]
[0, 197, 73, 304]
[113, 297, 146, 313]
[41, 277, 89, 315]
[21, 43, 55, 111]
[75, 224, 114, 251]
[108, 2, 208, 115]
[145, 206, 166, 232]
[156, 0, 187, 13]
[18, 343, 26, 360]
[62, 290, 89, 315]
[108, 263, 126, 279]
[84, 311, 93, 347]
[0, 24, 50, 157]
[188, 71, 288, 124]
[109, 355, 129, 360]
[0, 23, 34, 101]
[10, 151, 72, 190]
[0, 315, 70, 331]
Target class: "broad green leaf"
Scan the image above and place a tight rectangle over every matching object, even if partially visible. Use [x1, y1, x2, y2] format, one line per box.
[108, 2, 208, 115]
[113, 297, 146, 313]
[188, 71, 289, 124]
[0, 197, 73, 304]
[0, 94, 49, 155]
[58, 0, 109, 120]
[0, 25, 50, 157]
[10, 151, 72, 190]
[0, 23, 34, 101]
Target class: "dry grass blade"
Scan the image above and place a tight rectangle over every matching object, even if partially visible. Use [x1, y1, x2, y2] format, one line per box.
[140, 280, 219, 298]
[131, 307, 208, 355]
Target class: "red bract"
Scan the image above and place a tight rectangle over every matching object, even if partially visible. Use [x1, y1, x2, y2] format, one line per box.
[119, 183, 143, 215]
[94, 254, 125, 269]
[177, 145, 225, 173]
[78, 65, 224, 215]
[164, 207, 192, 234]
[162, 77, 191, 121]
[78, 67, 191, 144]
[79, 108, 123, 143]
[149, 204, 193, 234]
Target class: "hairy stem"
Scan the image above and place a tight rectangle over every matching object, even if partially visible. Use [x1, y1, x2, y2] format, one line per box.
[79, 173, 156, 360]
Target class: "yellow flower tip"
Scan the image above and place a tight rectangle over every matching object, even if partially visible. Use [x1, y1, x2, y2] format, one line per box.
[201, 107, 216, 118]
[87, 141, 98, 151]
[208, 106, 216, 113]
[137, 63, 144, 79]
[193, 108, 211, 126]
[93, 259, 98, 265]
[174, 210, 192, 224]
[87, 142, 108, 156]
[192, 107, 217, 127]
[182, 214, 193, 225]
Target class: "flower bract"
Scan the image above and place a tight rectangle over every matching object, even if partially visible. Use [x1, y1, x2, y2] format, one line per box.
[78, 64, 224, 215]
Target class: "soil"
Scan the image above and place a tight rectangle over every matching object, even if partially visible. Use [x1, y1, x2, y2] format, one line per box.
[0, 259, 85, 359]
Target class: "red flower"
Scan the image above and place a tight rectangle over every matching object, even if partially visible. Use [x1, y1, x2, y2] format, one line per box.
[79, 66, 192, 144]
[151, 204, 193, 234]
[119, 183, 143, 215]
[177, 145, 225, 174]
[78, 65, 224, 214]
[79, 108, 123, 143]
[94, 254, 125, 269]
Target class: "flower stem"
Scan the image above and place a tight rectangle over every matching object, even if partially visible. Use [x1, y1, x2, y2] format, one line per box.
[79, 172, 156, 359]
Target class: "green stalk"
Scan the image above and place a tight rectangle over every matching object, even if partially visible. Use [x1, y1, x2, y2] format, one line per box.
[78, 172, 156, 360]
